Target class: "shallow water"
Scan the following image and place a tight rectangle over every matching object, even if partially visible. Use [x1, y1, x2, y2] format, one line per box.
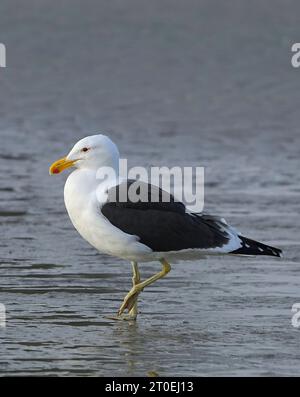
[0, 0, 300, 376]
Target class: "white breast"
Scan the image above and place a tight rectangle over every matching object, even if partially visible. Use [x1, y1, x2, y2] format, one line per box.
[63, 169, 152, 261]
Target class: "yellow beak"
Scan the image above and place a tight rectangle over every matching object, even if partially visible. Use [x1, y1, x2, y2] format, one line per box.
[49, 157, 77, 175]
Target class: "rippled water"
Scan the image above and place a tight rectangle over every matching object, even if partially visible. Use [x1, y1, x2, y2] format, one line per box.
[0, 0, 300, 376]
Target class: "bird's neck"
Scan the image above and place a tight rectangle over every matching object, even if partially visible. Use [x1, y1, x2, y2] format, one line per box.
[65, 167, 120, 208]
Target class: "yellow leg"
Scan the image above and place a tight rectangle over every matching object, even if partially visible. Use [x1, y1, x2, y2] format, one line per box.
[127, 261, 140, 318]
[105, 261, 141, 321]
[118, 258, 171, 316]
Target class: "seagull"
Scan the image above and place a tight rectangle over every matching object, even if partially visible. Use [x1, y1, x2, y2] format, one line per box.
[49, 134, 282, 320]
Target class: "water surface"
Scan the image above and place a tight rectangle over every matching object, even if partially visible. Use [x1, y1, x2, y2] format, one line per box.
[0, 0, 300, 376]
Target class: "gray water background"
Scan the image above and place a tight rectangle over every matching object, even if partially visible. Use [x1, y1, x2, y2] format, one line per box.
[0, 0, 300, 376]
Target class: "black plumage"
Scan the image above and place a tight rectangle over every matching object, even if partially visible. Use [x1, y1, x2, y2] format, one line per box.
[101, 180, 230, 252]
[101, 180, 282, 257]
[230, 236, 282, 257]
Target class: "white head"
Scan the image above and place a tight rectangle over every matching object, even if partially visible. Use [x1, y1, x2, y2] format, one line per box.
[49, 134, 120, 175]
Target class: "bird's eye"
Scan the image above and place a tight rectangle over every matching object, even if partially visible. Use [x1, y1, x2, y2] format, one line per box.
[81, 147, 89, 153]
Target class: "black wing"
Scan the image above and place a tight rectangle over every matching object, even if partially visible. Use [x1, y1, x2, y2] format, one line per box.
[101, 180, 229, 252]
[231, 236, 282, 257]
